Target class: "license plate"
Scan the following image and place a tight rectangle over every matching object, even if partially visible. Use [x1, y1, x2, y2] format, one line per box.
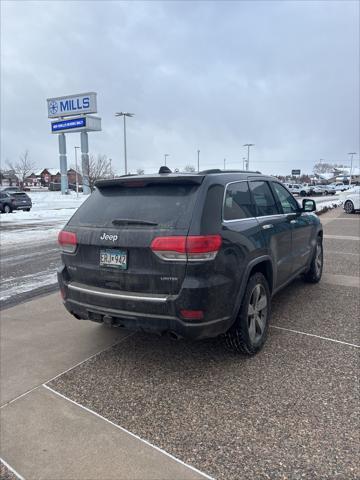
[100, 249, 127, 269]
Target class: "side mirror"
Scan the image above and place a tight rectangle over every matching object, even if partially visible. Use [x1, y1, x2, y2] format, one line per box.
[302, 198, 316, 212]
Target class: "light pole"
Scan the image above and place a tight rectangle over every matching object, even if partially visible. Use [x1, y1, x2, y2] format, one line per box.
[74, 146, 80, 198]
[243, 143, 255, 171]
[242, 157, 246, 170]
[348, 152, 357, 186]
[197, 150, 200, 172]
[115, 112, 135, 175]
[164, 154, 170, 166]
[223, 158, 226, 170]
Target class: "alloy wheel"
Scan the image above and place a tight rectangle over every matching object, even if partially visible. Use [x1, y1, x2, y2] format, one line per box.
[247, 284, 267, 343]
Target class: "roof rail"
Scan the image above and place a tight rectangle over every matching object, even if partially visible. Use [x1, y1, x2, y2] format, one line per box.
[199, 169, 261, 174]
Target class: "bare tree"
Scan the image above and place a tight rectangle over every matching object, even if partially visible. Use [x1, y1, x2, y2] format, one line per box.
[183, 164, 196, 173]
[7, 150, 35, 187]
[136, 168, 145, 175]
[88, 154, 112, 190]
[313, 162, 346, 175]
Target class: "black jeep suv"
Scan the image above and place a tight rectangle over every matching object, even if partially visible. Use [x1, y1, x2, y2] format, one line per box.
[58, 170, 323, 355]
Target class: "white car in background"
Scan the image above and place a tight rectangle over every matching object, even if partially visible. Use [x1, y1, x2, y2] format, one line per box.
[342, 186, 360, 214]
[329, 182, 351, 192]
[284, 183, 311, 196]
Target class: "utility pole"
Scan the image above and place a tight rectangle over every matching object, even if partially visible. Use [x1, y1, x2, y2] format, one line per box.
[242, 157, 246, 170]
[197, 150, 200, 172]
[74, 146, 80, 198]
[223, 158, 226, 170]
[164, 154, 170, 166]
[115, 112, 135, 175]
[348, 152, 357, 186]
[243, 143, 255, 171]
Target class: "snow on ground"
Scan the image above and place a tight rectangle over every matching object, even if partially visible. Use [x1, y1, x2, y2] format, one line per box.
[0, 271, 57, 302]
[0, 191, 88, 246]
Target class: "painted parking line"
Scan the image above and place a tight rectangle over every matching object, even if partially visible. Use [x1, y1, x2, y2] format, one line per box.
[325, 250, 360, 256]
[42, 384, 214, 480]
[0, 457, 25, 480]
[321, 273, 359, 288]
[271, 325, 360, 348]
[324, 234, 360, 240]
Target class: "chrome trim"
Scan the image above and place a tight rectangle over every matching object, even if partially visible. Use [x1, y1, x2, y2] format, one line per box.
[68, 283, 169, 303]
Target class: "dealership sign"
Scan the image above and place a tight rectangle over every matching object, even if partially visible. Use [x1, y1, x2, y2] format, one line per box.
[292, 169, 301, 175]
[51, 115, 101, 133]
[47, 92, 97, 118]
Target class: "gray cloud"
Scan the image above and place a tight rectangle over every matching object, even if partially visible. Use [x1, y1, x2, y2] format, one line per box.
[1, 0, 359, 175]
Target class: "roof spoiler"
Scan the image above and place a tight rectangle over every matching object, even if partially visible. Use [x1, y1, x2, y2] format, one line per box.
[95, 175, 205, 188]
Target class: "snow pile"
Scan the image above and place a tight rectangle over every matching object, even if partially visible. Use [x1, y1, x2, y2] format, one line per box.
[316, 199, 342, 215]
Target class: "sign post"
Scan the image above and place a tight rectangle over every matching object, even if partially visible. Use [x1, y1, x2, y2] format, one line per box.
[58, 133, 69, 194]
[47, 92, 101, 195]
[81, 132, 91, 195]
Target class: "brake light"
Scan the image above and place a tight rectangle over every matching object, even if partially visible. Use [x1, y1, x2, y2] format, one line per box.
[58, 230, 77, 253]
[150, 235, 222, 261]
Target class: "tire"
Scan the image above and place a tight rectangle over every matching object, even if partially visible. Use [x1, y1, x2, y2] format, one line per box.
[324, 190, 328, 195]
[3, 204, 12, 214]
[300, 191, 307, 197]
[303, 236, 323, 283]
[344, 200, 355, 214]
[24, 208, 31, 212]
[225, 272, 271, 355]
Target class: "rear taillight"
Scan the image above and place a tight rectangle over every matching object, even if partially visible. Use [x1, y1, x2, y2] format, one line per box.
[150, 235, 222, 262]
[58, 230, 77, 253]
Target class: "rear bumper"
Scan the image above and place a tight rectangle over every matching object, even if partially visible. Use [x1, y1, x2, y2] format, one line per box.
[58, 268, 234, 340]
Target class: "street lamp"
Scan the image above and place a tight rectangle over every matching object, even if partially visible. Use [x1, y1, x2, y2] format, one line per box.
[115, 112, 135, 175]
[74, 146, 80, 198]
[348, 152, 357, 186]
[197, 150, 200, 172]
[243, 143, 255, 171]
[223, 158, 226, 169]
[164, 154, 170, 166]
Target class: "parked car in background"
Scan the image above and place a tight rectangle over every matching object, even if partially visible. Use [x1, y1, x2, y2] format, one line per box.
[284, 183, 311, 196]
[58, 170, 323, 356]
[8, 191, 32, 211]
[0, 192, 16, 213]
[329, 182, 350, 192]
[317, 185, 337, 195]
[342, 186, 360, 214]
[308, 185, 324, 195]
[0, 186, 21, 193]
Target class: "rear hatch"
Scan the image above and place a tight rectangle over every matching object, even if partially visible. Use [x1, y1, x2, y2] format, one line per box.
[10, 192, 32, 206]
[63, 176, 203, 295]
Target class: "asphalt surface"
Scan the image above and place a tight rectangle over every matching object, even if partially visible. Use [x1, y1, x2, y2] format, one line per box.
[0, 234, 60, 309]
[48, 207, 360, 480]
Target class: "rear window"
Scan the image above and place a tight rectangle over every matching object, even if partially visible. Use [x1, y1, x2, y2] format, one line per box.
[68, 183, 199, 229]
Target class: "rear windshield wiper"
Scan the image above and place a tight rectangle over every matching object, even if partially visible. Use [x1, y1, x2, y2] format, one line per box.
[112, 219, 158, 226]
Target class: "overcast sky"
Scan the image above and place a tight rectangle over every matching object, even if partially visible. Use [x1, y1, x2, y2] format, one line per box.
[1, 0, 359, 175]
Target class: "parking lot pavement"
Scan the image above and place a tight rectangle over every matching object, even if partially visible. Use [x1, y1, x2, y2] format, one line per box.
[0, 293, 130, 405]
[1, 207, 359, 479]
[1, 386, 206, 480]
[48, 331, 359, 480]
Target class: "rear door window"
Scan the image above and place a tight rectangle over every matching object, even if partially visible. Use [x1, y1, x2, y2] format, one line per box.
[249, 181, 279, 217]
[68, 183, 200, 229]
[223, 181, 255, 220]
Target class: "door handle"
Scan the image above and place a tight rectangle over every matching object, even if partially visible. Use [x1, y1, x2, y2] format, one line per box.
[290, 219, 298, 224]
[262, 224, 274, 230]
